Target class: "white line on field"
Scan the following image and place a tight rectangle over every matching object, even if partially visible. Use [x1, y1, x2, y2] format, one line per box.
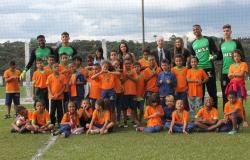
[31, 135, 57, 160]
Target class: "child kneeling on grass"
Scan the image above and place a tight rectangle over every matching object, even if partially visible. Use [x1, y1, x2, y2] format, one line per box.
[136, 93, 164, 133]
[30, 101, 54, 134]
[53, 101, 84, 138]
[11, 105, 33, 133]
[166, 100, 194, 134]
[207, 90, 244, 135]
[86, 98, 114, 135]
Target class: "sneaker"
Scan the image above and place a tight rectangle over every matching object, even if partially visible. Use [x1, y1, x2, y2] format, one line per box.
[4, 114, 11, 119]
[10, 128, 17, 133]
[135, 127, 144, 132]
[19, 126, 27, 134]
[60, 133, 66, 138]
[228, 130, 237, 135]
[52, 130, 60, 136]
[90, 130, 99, 134]
[124, 124, 128, 128]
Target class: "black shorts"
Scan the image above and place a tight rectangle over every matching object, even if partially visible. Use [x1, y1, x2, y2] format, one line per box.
[5, 93, 20, 106]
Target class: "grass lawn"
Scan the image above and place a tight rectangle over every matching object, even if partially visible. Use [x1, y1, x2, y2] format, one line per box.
[1, 99, 250, 160]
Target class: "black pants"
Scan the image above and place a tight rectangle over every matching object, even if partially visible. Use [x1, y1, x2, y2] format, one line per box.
[49, 100, 64, 125]
[203, 68, 218, 108]
[221, 74, 230, 108]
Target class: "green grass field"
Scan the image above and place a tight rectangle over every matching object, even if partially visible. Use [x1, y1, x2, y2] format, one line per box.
[1, 82, 250, 160]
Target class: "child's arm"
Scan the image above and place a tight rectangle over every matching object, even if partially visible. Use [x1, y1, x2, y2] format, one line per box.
[86, 117, 95, 134]
[4, 76, 16, 83]
[109, 71, 121, 76]
[168, 119, 175, 134]
[126, 73, 138, 83]
[77, 109, 83, 118]
[182, 121, 188, 135]
[55, 85, 65, 99]
[11, 121, 20, 132]
[84, 108, 92, 119]
[100, 119, 109, 134]
[144, 71, 157, 83]
[91, 71, 103, 80]
[47, 84, 54, 99]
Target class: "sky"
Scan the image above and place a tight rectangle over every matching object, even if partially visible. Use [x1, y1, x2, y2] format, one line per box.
[0, 0, 249, 42]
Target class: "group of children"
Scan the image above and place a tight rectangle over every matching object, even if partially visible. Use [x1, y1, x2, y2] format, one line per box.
[4, 47, 248, 137]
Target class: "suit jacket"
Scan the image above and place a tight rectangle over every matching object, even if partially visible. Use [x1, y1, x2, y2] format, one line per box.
[151, 48, 171, 66]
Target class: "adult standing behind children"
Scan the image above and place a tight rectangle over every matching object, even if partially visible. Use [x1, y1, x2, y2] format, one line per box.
[190, 24, 219, 107]
[20, 35, 54, 79]
[152, 36, 171, 66]
[55, 32, 77, 63]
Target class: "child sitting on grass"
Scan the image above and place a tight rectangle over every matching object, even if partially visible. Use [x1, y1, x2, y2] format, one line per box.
[78, 99, 93, 130]
[30, 101, 54, 134]
[53, 101, 84, 138]
[86, 98, 114, 135]
[136, 93, 164, 133]
[166, 100, 194, 134]
[207, 90, 244, 134]
[11, 105, 33, 133]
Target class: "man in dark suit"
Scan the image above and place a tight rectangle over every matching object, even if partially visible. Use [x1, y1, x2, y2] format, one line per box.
[151, 36, 171, 66]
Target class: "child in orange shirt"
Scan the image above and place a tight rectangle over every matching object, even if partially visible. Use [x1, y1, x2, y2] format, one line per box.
[136, 93, 164, 133]
[187, 57, 208, 121]
[138, 48, 150, 70]
[112, 60, 124, 126]
[78, 99, 93, 129]
[91, 60, 120, 121]
[11, 105, 33, 133]
[166, 100, 194, 134]
[88, 63, 102, 109]
[44, 55, 55, 75]
[134, 62, 145, 124]
[69, 64, 85, 108]
[195, 97, 219, 131]
[32, 59, 50, 110]
[53, 101, 83, 138]
[46, 63, 67, 126]
[171, 55, 188, 108]
[86, 98, 114, 135]
[226, 49, 248, 127]
[30, 101, 54, 133]
[122, 59, 139, 127]
[143, 55, 162, 105]
[3, 61, 21, 119]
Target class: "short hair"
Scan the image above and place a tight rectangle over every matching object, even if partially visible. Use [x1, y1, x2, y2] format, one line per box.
[149, 93, 160, 105]
[233, 49, 243, 58]
[110, 49, 117, 53]
[193, 24, 201, 28]
[190, 56, 199, 63]
[61, 32, 69, 36]
[48, 55, 55, 59]
[174, 54, 183, 60]
[36, 58, 43, 62]
[35, 100, 45, 106]
[67, 101, 77, 108]
[60, 52, 68, 57]
[101, 60, 111, 66]
[16, 105, 27, 114]
[165, 95, 174, 101]
[133, 61, 141, 67]
[156, 36, 164, 41]
[227, 90, 236, 97]
[72, 55, 82, 62]
[223, 24, 231, 29]
[37, 35, 45, 40]
[87, 54, 94, 60]
[9, 60, 16, 66]
[161, 59, 170, 65]
[142, 47, 150, 53]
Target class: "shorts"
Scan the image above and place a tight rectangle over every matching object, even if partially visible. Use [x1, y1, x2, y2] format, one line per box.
[5, 93, 20, 106]
[135, 98, 144, 110]
[101, 89, 116, 101]
[123, 95, 136, 110]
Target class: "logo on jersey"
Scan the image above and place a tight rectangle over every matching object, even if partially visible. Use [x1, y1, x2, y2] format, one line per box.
[195, 47, 209, 54]
[223, 52, 232, 57]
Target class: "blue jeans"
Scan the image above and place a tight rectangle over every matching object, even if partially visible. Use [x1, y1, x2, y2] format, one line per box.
[165, 122, 195, 133]
[144, 125, 161, 133]
[60, 124, 71, 137]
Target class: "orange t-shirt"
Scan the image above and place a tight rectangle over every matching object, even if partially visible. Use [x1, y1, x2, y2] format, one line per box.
[27, 111, 33, 121]
[59, 64, 70, 92]
[32, 110, 50, 126]
[92, 110, 110, 125]
[89, 72, 102, 99]
[61, 112, 79, 128]
[224, 100, 244, 119]
[171, 66, 188, 92]
[114, 74, 123, 94]
[228, 62, 248, 81]
[32, 69, 50, 89]
[144, 105, 164, 127]
[70, 73, 77, 97]
[195, 107, 219, 121]
[79, 67, 88, 78]
[138, 58, 150, 69]
[123, 70, 137, 95]
[46, 73, 67, 100]
[136, 73, 145, 97]
[78, 107, 93, 121]
[186, 68, 208, 97]
[172, 110, 189, 125]
[98, 73, 115, 90]
[3, 69, 21, 93]
[143, 67, 162, 92]
[44, 66, 53, 75]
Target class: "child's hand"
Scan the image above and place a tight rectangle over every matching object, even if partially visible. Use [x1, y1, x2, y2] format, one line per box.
[100, 128, 105, 134]
[243, 121, 248, 128]
[167, 79, 171, 84]
[196, 80, 202, 85]
[86, 129, 90, 135]
[168, 129, 173, 134]
[159, 80, 163, 84]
